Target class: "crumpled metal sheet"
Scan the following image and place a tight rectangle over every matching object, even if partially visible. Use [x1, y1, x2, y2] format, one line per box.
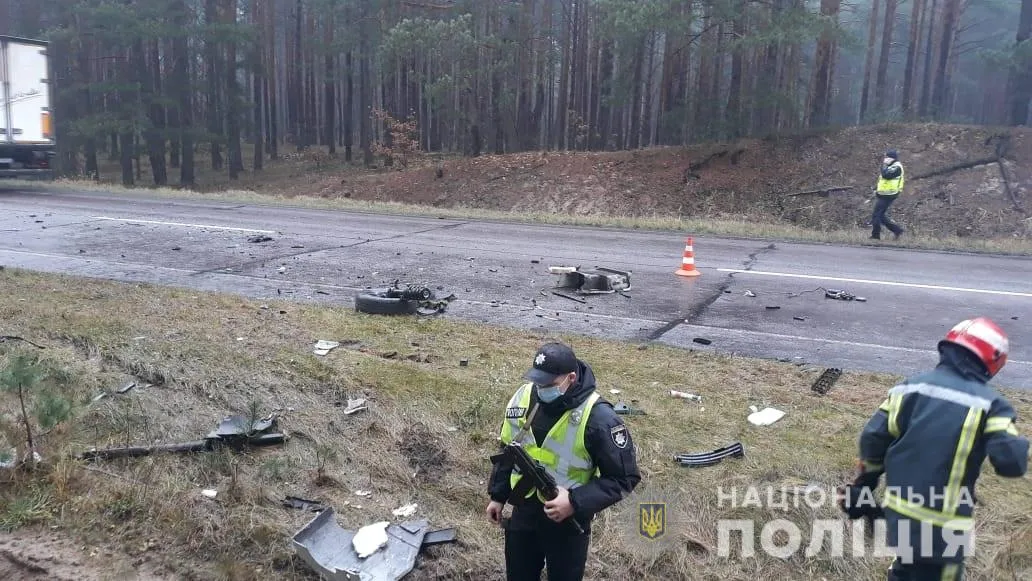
[206, 414, 277, 439]
[292, 507, 429, 581]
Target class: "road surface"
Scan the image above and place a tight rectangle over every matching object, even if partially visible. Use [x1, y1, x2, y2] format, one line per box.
[2, 186, 1031, 389]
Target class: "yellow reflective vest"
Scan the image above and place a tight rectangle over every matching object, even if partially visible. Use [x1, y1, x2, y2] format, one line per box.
[499, 383, 601, 502]
[877, 162, 904, 196]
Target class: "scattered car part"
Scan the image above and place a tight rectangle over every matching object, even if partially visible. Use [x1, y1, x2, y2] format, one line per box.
[825, 289, 866, 302]
[674, 442, 745, 467]
[314, 340, 341, 355]
[283, 496, 326, 512]
[548, 266, 632, 294]
[811, 368, 843, 395]
[748, 406, 786, 426]
[355, 283, 456, 316]
[421, 528, 458, 547]
[342, 398, 368, 415]
[77, 414, 285, 461]
[292, 507, 430, 581]
[247, 234, 274, 243]
[613, 402, 646, 416]
[670, 390, 703, 402]
[551, 291, 586, 303]
[692, 337, 712, 345]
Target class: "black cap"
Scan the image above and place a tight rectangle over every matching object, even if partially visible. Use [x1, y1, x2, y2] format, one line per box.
[885, 149, 898, 160]
[523, 342, 578, 385]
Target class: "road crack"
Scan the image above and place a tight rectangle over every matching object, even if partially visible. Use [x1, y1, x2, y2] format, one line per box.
[645, 243, 777, 342]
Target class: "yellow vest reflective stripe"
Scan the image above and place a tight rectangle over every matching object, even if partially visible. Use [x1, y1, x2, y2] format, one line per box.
[499, 383, 600, 500]
[877, 163, 904, 195]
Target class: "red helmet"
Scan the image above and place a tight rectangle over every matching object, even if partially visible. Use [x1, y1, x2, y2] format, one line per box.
[941, 317, 1009, 377]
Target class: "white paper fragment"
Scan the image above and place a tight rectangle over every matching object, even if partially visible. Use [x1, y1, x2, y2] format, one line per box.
[748, 407, 786, 426]
[392, 503, 417, 517]
[353, 521, 390, 558]
[343, 398, 367, 415]
[313, 340, 340, 356]
[201, 489, 218, 499]
[354, 490, 372, 497]
[609, 389, 621, 394]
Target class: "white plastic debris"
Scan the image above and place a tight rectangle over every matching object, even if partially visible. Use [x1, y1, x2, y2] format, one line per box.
[313, 340, 340, 356]
[392, 503, 418, 517]
[670, 390, 702, 402]
[610, 389, 621, 394]
[354, 490, 372, 497]
[352, 521, 390, 558]
[201, 489, 218, 499]
[745, 290, 756, 297]
[343, 398, 367, 415]
[748, 407, 786, 426]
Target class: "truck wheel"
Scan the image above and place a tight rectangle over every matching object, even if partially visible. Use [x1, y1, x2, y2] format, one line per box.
[354, 292, 419, 315]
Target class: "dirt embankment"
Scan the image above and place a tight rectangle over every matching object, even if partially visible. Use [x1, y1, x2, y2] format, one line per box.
[313, 123, 1032, 240]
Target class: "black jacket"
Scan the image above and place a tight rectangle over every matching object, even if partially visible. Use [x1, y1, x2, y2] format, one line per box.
[488, 360, 641, 534]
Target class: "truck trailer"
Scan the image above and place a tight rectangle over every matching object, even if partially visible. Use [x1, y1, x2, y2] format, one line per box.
[0, 35, 55, 179]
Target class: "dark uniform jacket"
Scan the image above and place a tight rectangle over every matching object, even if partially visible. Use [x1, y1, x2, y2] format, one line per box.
[488, 360, 641, 534]
[858, 344, 1029, 562]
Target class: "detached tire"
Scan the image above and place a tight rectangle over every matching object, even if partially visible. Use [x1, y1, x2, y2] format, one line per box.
[354, 291, 419, 315]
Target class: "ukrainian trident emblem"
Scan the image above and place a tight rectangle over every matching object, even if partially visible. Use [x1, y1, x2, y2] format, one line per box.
[638, 502, 666, 540]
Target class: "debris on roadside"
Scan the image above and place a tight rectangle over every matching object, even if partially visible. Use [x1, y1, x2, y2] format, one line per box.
[201, 489, 218, 499]
[548, 265, 631, 294]
[77, 413, 286, 461]
[674, 442, 745, 467]
[341, 398, 368, 415]
[552, 291, 586, 303]
[247, 234, 274, 243]
[292, 508, 457, 581]
[355, 283, 457, 316]
[613, 402, 646, 416]
[825, 289, 866, 302]
[670, 390, 703, 402]
[609, 389, 621, 394]
[283, 496, 326, 512]
[392, 503, 418, 517]
[747, 406, 786, 426]
[811, 368, 843, 395]
[793, 316, 806, 321]
[692, 337, 712, 345]
[744, 290, 756, 297]
[313, 340, 341, 355]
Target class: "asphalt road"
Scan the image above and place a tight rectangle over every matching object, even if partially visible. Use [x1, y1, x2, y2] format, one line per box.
[2, 186, 1031, 390]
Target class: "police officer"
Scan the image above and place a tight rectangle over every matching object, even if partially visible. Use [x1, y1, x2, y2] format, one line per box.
[840, 317, 1029, 580]
[485, 342, 641, 581]
[872, 149, 906, 240]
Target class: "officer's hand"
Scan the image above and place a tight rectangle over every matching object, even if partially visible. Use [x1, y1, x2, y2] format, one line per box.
[543, 487, 574, 522]
[486, 500, 504, 525]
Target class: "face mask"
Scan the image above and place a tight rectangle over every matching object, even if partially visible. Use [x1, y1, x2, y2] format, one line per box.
[883, 157, 894, 166]
[536, 384, 561, 403]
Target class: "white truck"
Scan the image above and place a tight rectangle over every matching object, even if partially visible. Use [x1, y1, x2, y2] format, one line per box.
[0, 35, 55, 179]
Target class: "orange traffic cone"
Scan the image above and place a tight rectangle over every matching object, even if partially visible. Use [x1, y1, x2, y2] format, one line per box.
[675, 237, 701, 277]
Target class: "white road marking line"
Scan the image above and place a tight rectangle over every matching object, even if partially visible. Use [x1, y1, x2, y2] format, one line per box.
[91, 216, 276, 234]
[718, 268, 1032, 298]
[674, 324, 1032, 367]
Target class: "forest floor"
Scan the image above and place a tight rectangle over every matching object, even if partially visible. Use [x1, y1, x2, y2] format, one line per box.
[17, 121, 1032, 254]
[1, 268, 1031, 581]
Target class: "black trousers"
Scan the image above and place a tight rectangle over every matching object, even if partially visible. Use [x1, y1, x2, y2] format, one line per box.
[871, 194, 903, 238]
[887, 557, 964, 581]
[504, 527, 590, 581]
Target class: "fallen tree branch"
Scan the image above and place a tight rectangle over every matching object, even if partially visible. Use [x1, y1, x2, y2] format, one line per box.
[911, 157, 998, 180]
[784, 185, 855, 197]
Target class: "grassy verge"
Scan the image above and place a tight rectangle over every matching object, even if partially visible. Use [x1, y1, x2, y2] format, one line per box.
[0, 267, 1029, 581]
[6, 177, 1032, 256]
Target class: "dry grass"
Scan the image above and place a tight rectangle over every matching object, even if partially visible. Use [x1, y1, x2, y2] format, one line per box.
[0, 267, 1030, 581]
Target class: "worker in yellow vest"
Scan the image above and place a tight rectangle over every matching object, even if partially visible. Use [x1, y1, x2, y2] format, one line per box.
[485, 342, 641, 581]
[872, 149, 905, 240]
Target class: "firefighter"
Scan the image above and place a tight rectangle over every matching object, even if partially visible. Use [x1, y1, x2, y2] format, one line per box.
[485, 342, 641, 581]
[840, 317, 1029, 580]
[872, 149, 906, 240]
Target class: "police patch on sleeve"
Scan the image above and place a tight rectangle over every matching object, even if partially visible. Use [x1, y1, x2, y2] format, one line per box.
[506, 407, 527, 419]
[611, 425, 629, 449]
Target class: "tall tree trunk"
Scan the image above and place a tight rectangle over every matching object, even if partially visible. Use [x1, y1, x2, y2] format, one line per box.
[918, 0, 939, 117]
[144, 39, 168, 185]
[344, 51, 353, 161]
[931, 0, 961, 118]
[205, 0, 223, 170]
[324, 8, 336, 156]
[875, 0, 897, 113]
[901, 0, 926, 118]
[810, 0, 841, 127]
[859, 0, 880, 122]
[172, 0, 195, 186]
[252, 0, 265, 170]
[1008, 0, 1032, 125]
[225, 0, 243, 178]
[266, 0, 278, 160]
[726, 3, 746, 139]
